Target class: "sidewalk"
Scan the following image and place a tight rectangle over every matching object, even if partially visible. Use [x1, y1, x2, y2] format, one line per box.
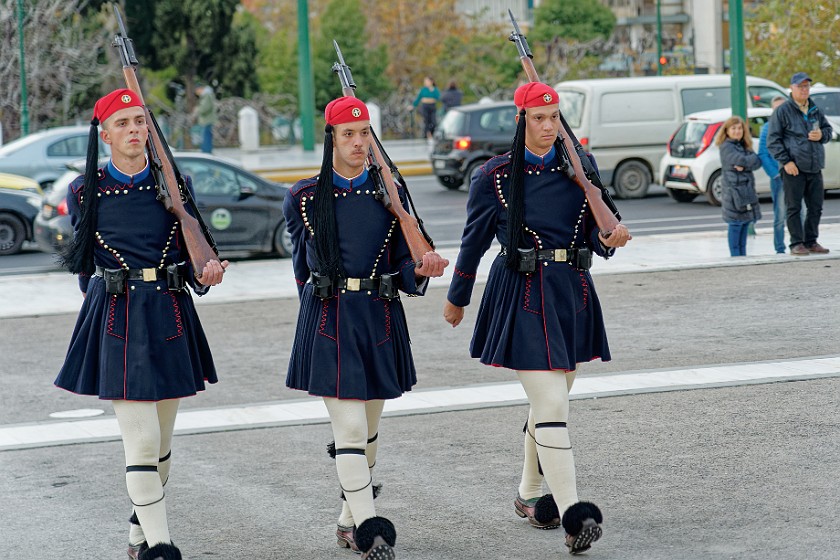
[2, 224, 838, 319]
[214, 138, 433, 182]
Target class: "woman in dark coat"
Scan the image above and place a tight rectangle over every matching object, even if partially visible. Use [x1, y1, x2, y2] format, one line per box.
[716, 116, 762, 256]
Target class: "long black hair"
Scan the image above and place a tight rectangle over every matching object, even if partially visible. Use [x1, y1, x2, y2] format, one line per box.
[58, 118, 102, 275]
[312, 124, 346, 279]
[504, 109, 528, 269]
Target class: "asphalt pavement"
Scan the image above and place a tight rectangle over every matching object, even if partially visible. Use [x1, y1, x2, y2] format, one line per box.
[2, 151, 840, 558]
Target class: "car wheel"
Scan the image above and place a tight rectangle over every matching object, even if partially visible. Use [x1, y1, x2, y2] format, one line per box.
[0, 213, 26, 256]
[463, 159, 487, 190]
[273, 220, 293, 258]
[706, 170, 723, 206]
[612, 160, 652, 199]
[666, 188, 698, 203]
[436, 175, 463, 190]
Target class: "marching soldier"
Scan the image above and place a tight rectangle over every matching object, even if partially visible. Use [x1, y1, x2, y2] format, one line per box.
[443, 82, 630, 555]
[56, 89, 228, 560]
[282, 96, 447, 559]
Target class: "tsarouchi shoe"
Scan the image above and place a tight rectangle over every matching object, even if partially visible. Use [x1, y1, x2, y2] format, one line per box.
[562, 502, 603, 555]
[139, 542, 182, 560]
[127, 542, 148, 560]
[337, 523, 361, 554]
[355, 516, 396, 560]
[514, 494, 562, 530]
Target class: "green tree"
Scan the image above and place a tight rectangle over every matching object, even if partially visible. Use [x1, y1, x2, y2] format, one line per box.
[529, 0, 616, 83]
[312, 0, 391, 110]
[745, 0, 840, 87]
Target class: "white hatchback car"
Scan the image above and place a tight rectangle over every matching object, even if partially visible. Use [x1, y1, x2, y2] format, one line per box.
[659, 107, 840, 205]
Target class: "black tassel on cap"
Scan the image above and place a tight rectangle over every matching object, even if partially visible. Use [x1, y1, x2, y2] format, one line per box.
[504, 109, 528, 270]
[59, 118, 101, 275]
[312, 124, 346, 279]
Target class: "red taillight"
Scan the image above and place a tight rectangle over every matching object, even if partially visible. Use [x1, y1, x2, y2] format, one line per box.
[696, 122, 722, 157]
[454, 136, 471, 150]
[666, 131, 676, 155]
[579, 137, 589, 147]
[57, 200, 69, 216]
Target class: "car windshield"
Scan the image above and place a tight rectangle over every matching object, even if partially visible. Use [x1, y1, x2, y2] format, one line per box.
[0, 132, 51, 156]
[557, 90, 584, 128]
[810, 91, 840, 116]
[669, 120, 711, 158]
[439, 110, 466, 138]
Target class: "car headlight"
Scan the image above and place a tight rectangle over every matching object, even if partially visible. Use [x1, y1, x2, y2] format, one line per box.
[26, 197, 41, 209]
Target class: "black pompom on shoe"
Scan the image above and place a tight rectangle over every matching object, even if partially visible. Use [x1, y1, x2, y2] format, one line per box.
[139, 542, 182, 560]
[355, 516, 396, 559]
[562, 502, 603, 555]
[534, 494, 561, 525]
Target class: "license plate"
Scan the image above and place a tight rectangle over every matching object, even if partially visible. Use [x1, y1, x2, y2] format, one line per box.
[671, 165, 689, 179]
[434, 160, 445, 169]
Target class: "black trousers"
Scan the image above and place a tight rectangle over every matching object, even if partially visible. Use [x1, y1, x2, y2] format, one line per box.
[419, 103, 437, 137]
[781, 169, 824, 248]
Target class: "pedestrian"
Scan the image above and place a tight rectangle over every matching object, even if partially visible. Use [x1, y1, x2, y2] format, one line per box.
[55, 89, 229, 560]
[442, 82, 630, 555]
[440, 80, 463, 113]
[758, 96, 789, 254]
[716, 116, 762, 257]
[767, 72, 832, 255]
[411, 76, 440, 148]
[282, 96, 448, 560]
[193, 83, 217, 154]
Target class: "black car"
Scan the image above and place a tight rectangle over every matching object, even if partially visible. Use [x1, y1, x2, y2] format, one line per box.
[0, 187, 41, 255]
[431, 101, 517, 189]
[35, 153, 293, 258]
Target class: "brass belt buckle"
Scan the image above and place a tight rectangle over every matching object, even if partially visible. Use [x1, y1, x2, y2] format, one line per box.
[142, 268, 157, 282]
[346, 277, 361, 291]
[553, 249, 567, 262]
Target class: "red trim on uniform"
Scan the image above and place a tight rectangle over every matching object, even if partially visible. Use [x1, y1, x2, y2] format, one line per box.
[576, 271, 589, 313]
[523, 274, 540, 315]
[454, 267, 476, 279]
[166, 292, 184, 340]
[318, 300, 336, 341]
[123, 289, 130, 398]
[538, 266, 553, 370]
[106, 295, 124, 339]
[295, 277, 305, 286]
[377, 299, 391, 346]
[335, 292, 342, 398]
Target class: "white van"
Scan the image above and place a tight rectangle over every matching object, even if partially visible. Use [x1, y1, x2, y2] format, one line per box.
[552, 75, 788, 198]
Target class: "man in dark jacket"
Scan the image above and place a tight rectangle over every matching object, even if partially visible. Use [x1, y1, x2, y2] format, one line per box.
[767, 72, 832, 255]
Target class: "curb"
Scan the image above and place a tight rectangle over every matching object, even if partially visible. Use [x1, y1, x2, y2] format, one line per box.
[254, 160, 433, 183]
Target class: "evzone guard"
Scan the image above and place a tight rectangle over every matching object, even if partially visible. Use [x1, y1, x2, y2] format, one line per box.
[444, 82, 631, 555]
[282, 96, 448, 559]
[55, 89, 228, 560]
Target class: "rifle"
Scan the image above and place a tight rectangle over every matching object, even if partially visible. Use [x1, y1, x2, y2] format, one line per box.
[331, 40, 436, 264]
[112, 5, 220, 280]
[508, 10, 623, 235]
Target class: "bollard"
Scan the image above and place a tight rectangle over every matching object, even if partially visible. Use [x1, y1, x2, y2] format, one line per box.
[238, 106, 259, 152]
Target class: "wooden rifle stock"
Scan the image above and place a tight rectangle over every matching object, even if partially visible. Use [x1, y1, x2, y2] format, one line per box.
[113, 6, 218, 280]
[508, 12, 620, 236]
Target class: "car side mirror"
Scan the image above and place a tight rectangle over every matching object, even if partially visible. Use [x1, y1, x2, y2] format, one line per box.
[239, 184, 256, 199]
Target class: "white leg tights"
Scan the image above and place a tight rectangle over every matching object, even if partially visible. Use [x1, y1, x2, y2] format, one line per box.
[324, 398, 384, 527]
[337, 400, 384, 527]
[517, 370, 578, 514]
[114, 399, 180, 547]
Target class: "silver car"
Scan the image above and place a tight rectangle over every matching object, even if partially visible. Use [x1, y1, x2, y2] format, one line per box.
[0, 126, 110, 190]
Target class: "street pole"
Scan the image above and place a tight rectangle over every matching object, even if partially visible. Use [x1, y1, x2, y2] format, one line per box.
[656, 0, 662, 76]
[728, 0, 747, 120]
[17, 0, 29, 136]
[297, 0, 315, 151]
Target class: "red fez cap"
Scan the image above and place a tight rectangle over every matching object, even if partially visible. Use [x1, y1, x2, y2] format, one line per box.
[325, 97, 370, 126]
[513, 82, 558, 109]
[93, 89, 143, 124]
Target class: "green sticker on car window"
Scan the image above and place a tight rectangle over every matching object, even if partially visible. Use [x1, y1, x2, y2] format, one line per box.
[211, 208, 232, 230]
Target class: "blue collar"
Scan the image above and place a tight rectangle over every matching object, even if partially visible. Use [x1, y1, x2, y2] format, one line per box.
[524, 145, 556, 166]
[107, 159, 150, 183]
[332, 168, 369, 190]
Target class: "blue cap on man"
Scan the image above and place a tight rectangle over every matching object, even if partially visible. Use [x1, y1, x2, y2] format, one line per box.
[791, 72, 812, 85]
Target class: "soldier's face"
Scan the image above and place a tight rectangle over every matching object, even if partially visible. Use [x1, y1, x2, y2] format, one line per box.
[522, 105, 561, 153]
[101, 107, 148, 160]
[333, 122, 371, 174]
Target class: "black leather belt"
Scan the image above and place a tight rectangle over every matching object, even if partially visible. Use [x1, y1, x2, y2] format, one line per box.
[95, 265, 165, 281]
[336, 277, 381, 291]
[499, 247, 593, 270]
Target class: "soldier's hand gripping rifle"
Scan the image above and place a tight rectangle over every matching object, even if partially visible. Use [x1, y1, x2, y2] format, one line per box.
[508, 10, 623, 237]
[331, 40, 436, 264]
[112, 5, 220, 280]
